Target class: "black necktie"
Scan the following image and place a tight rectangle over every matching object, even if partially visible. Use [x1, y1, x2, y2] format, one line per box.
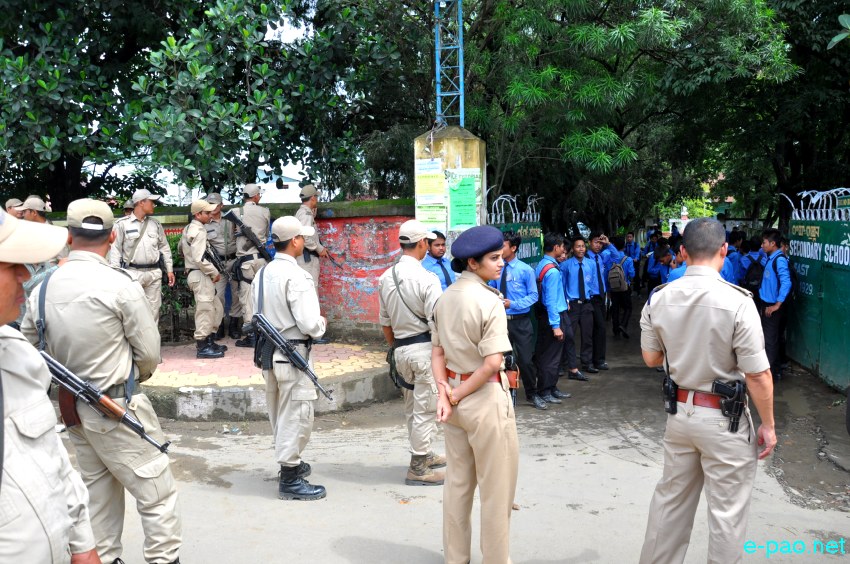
[595, 255, 604, 293]
[500, 264, 508, 296]
[438, 259, 452, 287]
[578, 261, 586, 300]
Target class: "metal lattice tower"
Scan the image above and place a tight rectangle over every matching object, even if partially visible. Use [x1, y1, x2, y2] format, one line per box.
[434, 0, 464, 128]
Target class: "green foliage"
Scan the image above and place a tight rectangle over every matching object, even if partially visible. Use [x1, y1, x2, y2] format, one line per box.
[827, 15, 850, 49]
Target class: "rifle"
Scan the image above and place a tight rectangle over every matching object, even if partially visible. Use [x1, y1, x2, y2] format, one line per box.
[325, 251, 343, 269]
[250, 313, 333, 401]
[43, 351, 170, 454]
[221, 209, 272, 262]
[203, 246, 231, 281]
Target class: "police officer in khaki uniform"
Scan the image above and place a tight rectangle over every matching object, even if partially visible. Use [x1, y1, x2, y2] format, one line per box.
[253, 216, 327, 500]
[122, 199, 134, 217]
[638, 217, 776, 564]
[205, 193, 242, 339]
[109, 189, 175, 324]
[234, 184, 270, 348]
[23, 199, 182, 564]
[181, 199, 225, 359]
[378, 220, 446, 486]
[432, 226, 519, 564]
[295, 184, 326, 291]
[0, 209, 100, 564]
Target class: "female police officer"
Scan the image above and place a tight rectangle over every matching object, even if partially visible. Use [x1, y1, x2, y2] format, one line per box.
[432, 226, 519, 564]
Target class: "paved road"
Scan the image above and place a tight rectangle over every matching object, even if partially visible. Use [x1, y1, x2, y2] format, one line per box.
[102, 338, 849, 563]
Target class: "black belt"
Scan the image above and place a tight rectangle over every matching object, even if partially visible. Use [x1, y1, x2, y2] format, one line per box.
[289, 339, 311, 346]
[104, 380, 141, 399]
[128, 262, 159, 270]
[506, 314, 528, 320]
[569, 299, 587, 305]
[394, 332, 431, 347]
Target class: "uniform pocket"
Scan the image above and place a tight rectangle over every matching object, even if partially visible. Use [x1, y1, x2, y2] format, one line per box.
[292, 376, 318, 401]
[9, 399, 63, 489]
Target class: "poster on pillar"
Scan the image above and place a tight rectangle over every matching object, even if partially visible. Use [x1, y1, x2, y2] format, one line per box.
[414, 158, 448, 232]
[447, 168, 481, 230]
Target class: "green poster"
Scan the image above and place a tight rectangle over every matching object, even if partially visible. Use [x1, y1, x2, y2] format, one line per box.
[448, 171, 479, 229]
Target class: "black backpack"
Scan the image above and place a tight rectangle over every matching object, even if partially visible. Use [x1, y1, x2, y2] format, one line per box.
[742, 258, 764, 294]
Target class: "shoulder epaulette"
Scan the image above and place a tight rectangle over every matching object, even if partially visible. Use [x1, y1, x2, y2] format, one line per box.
[719, 278, 753, 298]
[647, 283, 669, 306]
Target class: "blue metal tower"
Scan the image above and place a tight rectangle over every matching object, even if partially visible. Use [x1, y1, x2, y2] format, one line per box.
[434, 1, 464, 128]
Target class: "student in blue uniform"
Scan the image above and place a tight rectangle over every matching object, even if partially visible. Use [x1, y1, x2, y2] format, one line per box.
[625, 231, 641, 293]
[421, 230, 456, 291]
[667, 245, 687, 283]
[759, 228, 792, 382]
[533, 233, 572, 403]
[609, 236, 636, 338]
[586, 232, 614, 371]
[737, 236, 767, 285]
[560, 236, 595, 380]
[488, 231, 545, 409]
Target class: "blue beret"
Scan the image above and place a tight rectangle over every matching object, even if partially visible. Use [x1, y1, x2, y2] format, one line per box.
[451, 226, 504, 260]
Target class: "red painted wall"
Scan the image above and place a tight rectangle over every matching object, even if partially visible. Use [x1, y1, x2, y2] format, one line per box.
[315, 215, 411, 340]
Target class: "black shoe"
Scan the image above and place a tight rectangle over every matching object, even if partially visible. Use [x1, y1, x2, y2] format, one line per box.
[235, 333, 256, 348]
[540, 393, 562, 404]
[208, 334, 227, 352]
[278, 467, 326, 500]
[569, 370, 590, 381]
[596, 362, 610, 371]
[228, 316, 243, 339]
[291, 461, 312, 479]
[621, 328, 630, 339]
[583, 365, 599, 374]
[527, 395, 548, 410]
[216, 319, 226, 340]
[551, 389, 572, 399]
[196, 339, 224, 359]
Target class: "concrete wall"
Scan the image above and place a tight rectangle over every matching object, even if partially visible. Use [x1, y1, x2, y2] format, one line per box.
[155, 199, 415, 342]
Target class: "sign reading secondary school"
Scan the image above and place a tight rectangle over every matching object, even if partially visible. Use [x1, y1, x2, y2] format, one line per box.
[789, 222, 850, 268]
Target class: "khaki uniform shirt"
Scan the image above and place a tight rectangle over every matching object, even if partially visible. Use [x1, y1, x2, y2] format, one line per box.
[21, 251, 161, 390]
[206, 217, 236, 258]
[234, 201, 270, 258]
[296, 204, 324, 254]
[252, 254, 325, 340]
[109, 214, 173, 272]
[432, 271, 512, 374]
[640, 265, 770, 392]
[0, 326, 95, 559]
[378, 255, 441, 339]
[181, 220, 218, 278]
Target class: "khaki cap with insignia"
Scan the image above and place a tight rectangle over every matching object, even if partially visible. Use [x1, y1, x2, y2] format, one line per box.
[191, 199, 217, 214]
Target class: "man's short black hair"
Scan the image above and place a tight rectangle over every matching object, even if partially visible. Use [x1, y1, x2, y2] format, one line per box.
[627, 231, 635, 237]
[274, 240, 292, 252]
[571, 236, 586, 248]
[502, 230, 521, 250]
[762, 228, 782, 246]
[543, 232, 564, 252]
[431, 230, 446, 241]
[654, 244, 671, 260]
[589, 230, 603, 241]
[649, 231, 659, 240]
[729, 230, 744, 245]
[611, 236, 626, 251]
[400, 241, 419, 251]
[682, 217, 726, 260]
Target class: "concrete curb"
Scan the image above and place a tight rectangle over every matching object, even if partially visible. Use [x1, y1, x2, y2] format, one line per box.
[144, 366, 402, 421]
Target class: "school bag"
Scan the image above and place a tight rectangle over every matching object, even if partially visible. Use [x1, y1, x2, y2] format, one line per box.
[741, 258, 764, 295]
[607, 256, 629, 292]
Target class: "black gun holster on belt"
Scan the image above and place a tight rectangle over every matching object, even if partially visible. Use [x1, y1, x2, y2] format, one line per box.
[711, 379, 746, 432]
[386, 332, 430, 391]
[663, 374, 678, 414]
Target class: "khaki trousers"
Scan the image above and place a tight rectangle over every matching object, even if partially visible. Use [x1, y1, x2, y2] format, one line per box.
[239, 257, 266, 323]
[296, 252, 321, 291]
[264, 347, 318, 466]
[187, 270, 223, 340]
[639, 400, 758, 564]
[443, 377, 519, 564]
[215, 258, 242, 317]
[394, 342, 437, 456]
[69, 393, 181, 563]
[128, 269, 163, 324]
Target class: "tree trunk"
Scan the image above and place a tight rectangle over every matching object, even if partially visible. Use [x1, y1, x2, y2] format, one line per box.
[48, 152, 85, 211]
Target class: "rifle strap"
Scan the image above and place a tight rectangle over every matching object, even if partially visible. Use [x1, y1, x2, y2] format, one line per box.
[124, 216, 150, 266]
[391, 265, 428, 326]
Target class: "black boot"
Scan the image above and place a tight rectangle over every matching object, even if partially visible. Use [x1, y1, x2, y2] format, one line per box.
[216, 319, 226, 340]
[208, 334, 227, 352]
[235, 331, 255, 348]
[196, 339, 224, 359]
[229, 316, 242, 339]
[278, 465, 326, 500]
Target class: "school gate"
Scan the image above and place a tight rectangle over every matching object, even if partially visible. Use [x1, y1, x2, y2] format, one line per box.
[786, 202, 850, 393]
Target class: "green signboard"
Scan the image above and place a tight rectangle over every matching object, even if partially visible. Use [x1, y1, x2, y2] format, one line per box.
[837, 195, 850, 209]
[787, 220, 850, 391]
[495, 222, 543, 265]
